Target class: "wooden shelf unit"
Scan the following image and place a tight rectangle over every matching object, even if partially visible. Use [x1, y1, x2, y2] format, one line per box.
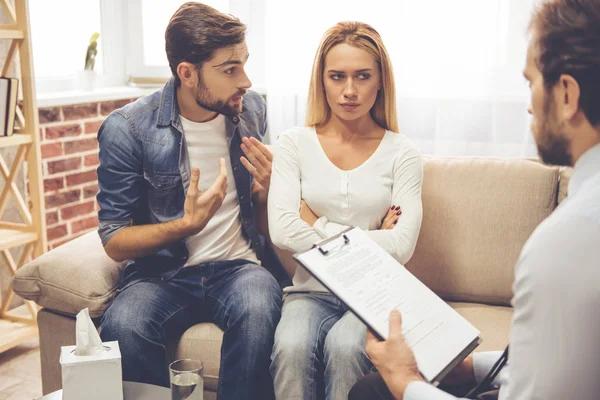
[0, 28, 23, 39]
[0, 133, 32, 148]
[0, 0, 46, 353]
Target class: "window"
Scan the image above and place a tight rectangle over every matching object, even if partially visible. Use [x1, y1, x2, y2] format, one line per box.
[29, 0, 127, 93]
[28, 0, 263, 94]
[30, 0, 103, 78]
[126, 0, 231, 81]
[264, 0, 538, 155]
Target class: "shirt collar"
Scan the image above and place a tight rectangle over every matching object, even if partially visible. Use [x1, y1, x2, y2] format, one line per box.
[568, 143, 600, 197]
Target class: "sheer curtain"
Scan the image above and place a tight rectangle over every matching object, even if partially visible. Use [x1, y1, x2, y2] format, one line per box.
[264, 0, 539, 157]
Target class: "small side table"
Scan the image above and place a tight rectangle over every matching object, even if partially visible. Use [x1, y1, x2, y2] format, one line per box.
[37, 381, 170, 399]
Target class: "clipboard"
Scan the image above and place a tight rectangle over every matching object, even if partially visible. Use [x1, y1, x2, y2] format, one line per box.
[292, 226, 481, 385]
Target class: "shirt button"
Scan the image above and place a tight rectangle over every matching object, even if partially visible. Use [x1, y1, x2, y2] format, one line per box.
[240, 195, 245, 201]
[233, 166, 238, 172]
[233, 117, 239, 123]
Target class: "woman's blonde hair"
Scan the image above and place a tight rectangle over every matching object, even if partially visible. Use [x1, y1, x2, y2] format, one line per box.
[305, 21, 398, 132]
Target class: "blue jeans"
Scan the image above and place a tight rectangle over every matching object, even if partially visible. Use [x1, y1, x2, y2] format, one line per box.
[270, 292, 373, 400]
[100, 260, 282, 400]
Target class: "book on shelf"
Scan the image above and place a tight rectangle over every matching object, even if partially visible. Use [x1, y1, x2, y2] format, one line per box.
[0, 76, 19, 137]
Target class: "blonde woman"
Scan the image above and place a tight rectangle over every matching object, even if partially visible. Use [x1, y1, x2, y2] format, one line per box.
[268, 21, 423, 400]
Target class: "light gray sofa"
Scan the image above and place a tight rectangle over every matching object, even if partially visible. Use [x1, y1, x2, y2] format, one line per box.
[13, 156, 571, 398]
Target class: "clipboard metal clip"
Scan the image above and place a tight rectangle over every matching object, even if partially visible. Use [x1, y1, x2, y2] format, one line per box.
[314, 233, 350, 255]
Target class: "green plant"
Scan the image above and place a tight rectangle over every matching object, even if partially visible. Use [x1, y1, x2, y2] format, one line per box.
[84, 32, 100, 70]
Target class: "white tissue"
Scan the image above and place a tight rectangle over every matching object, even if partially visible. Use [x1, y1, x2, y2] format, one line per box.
[74, 307, 104, 356]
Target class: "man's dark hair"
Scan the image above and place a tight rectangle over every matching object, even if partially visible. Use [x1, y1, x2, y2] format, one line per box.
[165, 2, 246, 86]
[530, 0, 600, 127]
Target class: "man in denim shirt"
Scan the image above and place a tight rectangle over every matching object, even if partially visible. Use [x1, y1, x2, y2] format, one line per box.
[96, 3, 283, 399]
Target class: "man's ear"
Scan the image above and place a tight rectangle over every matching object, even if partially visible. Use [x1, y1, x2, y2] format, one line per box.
[177, 62, 197, 88]
[558, 74, 581, 121]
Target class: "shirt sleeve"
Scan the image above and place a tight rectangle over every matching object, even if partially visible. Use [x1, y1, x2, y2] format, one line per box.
[403, 381, 464, 400]
[402, 351, 507, 400]
[96, 113, 143, 247]
[267, 132, 325, 252]
[312, 147, 423, 264]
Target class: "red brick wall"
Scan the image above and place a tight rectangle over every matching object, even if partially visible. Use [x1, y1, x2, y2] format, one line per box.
[39, 98, 138, 249]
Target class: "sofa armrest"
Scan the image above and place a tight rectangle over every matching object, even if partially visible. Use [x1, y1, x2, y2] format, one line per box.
[13, 231, 126, 318]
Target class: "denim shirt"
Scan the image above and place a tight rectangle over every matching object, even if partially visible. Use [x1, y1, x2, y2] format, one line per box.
[96, 78, 268, 279]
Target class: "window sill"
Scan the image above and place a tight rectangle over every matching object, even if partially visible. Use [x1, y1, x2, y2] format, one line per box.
[36, 85, 160, 108]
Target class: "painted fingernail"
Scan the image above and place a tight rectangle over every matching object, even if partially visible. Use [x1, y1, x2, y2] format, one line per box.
[396, 211, 401, 215]
[394, 219, 398, 224]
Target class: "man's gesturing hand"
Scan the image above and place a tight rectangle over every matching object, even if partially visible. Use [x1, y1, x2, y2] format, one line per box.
[181, 158, 228, 236]
[240, 136, 273, 203]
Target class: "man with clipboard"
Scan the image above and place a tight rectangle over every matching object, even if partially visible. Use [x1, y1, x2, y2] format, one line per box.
[347, 0, 600, 399]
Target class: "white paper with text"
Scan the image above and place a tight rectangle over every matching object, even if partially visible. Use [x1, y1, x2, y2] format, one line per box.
[294, 227, 480, 382]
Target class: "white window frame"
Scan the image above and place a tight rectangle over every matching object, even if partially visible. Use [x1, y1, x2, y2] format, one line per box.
[34, 0, 128, 94]
[123, 0, 171, 80]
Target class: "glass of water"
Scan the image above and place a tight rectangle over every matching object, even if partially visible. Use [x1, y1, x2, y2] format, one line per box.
[169, 359, 204, 400]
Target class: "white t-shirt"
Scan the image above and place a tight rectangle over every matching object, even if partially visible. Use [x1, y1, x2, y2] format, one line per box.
[180, 114, 258, 266]
[268, 126, 424, 292]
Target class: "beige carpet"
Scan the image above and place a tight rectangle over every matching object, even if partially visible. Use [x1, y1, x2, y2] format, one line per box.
[0, 339, 42, 400]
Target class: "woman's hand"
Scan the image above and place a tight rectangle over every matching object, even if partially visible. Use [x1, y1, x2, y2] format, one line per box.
[300, 200, 319, 227]
[381, 205, 402, 230]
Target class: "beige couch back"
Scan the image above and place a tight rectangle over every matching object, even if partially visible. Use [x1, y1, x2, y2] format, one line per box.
[14, 155, 567, 319]
[405, 157, 560, 306]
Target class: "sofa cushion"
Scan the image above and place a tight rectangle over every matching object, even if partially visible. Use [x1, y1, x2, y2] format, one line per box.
[167, 323, 224, 392]
[448, 301, 511, 352]
[406, 157, 559, 306]
[165, 303, 510, 391]
[13, 231, 126, 318]
[170, 304, 511, 390]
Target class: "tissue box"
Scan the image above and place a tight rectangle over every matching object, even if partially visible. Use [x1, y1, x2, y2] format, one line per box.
[60, 340, 123, 400]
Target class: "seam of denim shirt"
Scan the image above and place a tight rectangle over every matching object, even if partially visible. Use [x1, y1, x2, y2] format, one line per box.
[98, 219, 134, 247]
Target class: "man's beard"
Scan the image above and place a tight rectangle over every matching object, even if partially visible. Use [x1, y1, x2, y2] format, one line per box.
[535, 94, 572, 167]
[194, 76, 245, 117]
